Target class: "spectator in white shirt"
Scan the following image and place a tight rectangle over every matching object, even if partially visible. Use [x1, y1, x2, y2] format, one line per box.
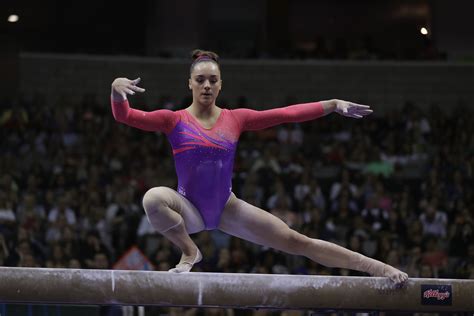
[48, 195, 76, 225]
[419, 203, 448, 238]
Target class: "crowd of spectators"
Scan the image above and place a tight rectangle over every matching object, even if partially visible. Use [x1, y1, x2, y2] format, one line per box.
[0, 92, 473, 315]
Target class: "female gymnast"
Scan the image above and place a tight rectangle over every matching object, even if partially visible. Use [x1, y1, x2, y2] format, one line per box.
[110, 49, 408, 283]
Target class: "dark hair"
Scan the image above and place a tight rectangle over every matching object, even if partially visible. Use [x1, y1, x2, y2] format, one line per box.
[190, 49, 220, 74]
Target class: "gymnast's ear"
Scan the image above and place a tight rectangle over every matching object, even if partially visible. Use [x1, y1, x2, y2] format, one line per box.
[188, 77, 192, 90]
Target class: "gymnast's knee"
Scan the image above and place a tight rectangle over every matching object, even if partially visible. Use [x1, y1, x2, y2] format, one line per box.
[142, 186, 172, 215]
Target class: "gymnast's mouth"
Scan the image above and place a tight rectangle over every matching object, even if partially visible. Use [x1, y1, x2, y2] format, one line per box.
[202, 93, 212, 96]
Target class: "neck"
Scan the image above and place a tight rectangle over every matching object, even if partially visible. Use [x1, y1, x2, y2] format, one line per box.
[188, 102, 219, 118]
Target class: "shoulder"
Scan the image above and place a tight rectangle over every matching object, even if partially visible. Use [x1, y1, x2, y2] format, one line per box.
[227, 107, 256, 120]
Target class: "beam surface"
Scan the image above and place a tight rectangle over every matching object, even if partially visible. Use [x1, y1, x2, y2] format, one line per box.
[0, 267, 473, 312]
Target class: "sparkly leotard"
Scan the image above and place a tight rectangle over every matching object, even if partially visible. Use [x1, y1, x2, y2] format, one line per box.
[111, 99, 324, 229]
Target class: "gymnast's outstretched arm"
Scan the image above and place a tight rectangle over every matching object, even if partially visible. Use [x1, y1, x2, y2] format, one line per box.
[232, 99, 373, 131]
[110, 77, 179, 134]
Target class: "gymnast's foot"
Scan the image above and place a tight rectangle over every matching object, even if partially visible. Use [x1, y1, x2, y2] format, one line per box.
[353, 254, 408, 284]
[374, 263, 409, 284]
[168, 248, 202, 273]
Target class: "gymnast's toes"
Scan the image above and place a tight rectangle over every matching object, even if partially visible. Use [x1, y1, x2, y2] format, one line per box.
[383, 264, 408, 284]
[168, 263, 193, 273]
[390, 271, 409, 284]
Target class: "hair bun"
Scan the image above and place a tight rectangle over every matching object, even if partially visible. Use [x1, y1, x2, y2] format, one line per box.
[191, 49, 219, 63]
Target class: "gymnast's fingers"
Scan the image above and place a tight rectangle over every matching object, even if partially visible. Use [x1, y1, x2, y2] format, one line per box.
[128, 85, 146, 93]
[130, 77, 141, 85]
[345, 113, 363, 119]
[353, 109, 373, 116]
[124, 87, 135, 95]
[350, 102, 371, 109]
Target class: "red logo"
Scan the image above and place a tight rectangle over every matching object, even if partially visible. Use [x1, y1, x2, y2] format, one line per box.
[423, 289, 451, 301]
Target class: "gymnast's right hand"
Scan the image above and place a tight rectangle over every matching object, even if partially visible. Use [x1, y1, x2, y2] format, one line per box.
[111, 77, 146, 101]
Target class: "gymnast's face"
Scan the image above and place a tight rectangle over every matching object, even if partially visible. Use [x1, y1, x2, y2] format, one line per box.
[189, 62, 222, 107]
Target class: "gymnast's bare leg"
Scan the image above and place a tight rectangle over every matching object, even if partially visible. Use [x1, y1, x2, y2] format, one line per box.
[142, 187, 204, 272]
[218, 193, 409, 283]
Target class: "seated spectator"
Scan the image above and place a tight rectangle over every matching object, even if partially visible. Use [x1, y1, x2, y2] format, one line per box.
[0, 190, 16, 236]
[48, 194, 76, 225]
[240, 172, 265, 208]
[0, 233, 9, 266]
[16, 192, 45, 226]
[421, 236, 448, 275]
[406, 246, 423, 277]
[419, 264, 436, 278]
[78, 203, 111, 253]
[92, 252, 110, 269]
[361, 196, 389, 232]
[216, 248, 232, 273]
[80, 231, 110, 269]
[330, 169, 358, 201]
[68, 258, 82, 269]
[266, 179, 293, 210]
[46, 243, 68, 268]
[45, 213, 69, 242]
[419, 202, 448, 238]
[18, 253, 39, 268]
[106, 188, 141, 255]
[294, 175, 326, 211]
[448, 209, 473, 259]
[453, 243, 474, 278]
[331, 189, 358, 214]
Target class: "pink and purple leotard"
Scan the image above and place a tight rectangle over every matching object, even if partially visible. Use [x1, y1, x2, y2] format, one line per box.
[111, 100, 324, 230]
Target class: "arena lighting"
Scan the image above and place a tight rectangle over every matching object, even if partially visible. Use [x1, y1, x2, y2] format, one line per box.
[7, 14, 19, 23]
[0, 267, 473, 312]
[420, 27, 428, 35]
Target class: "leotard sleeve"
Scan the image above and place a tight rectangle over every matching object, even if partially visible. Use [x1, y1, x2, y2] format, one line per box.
[231, 102, 324, 132]
[111, 98, 179, 134]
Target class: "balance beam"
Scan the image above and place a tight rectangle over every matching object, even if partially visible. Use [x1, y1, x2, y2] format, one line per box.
[0, 267, 472, 312]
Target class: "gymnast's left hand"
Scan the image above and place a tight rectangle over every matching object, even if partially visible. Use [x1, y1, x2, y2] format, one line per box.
[334, 100, 373, 119]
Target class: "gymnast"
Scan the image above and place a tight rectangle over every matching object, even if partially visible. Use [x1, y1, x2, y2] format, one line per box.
[110, 49, 408, 283]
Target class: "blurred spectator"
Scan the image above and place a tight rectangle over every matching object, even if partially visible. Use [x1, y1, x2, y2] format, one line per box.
[0, 191, 16, 236]
[92, 252, 110, 269]
[267, 180, 293, 210]
[294, 175, 326, 211]
[46, 243, 68, 268]
[361, 196, 389, 232]
[0, 233, 9, 266]
[330, 169, 358, 201]
[406, 246, 423, 277]
[16, 192, 46, 225]
[419, 263, 436, 278]
[80, 231, 109, 268]
[48, 194, 76, 225]
[419, 202, 448, 238]
[421, 237, 448, 275]
[106, 188, 141, 255]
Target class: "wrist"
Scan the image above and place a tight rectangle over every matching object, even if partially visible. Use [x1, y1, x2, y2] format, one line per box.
[111, 88, 126, 102]
[322, 99, 338, 115]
